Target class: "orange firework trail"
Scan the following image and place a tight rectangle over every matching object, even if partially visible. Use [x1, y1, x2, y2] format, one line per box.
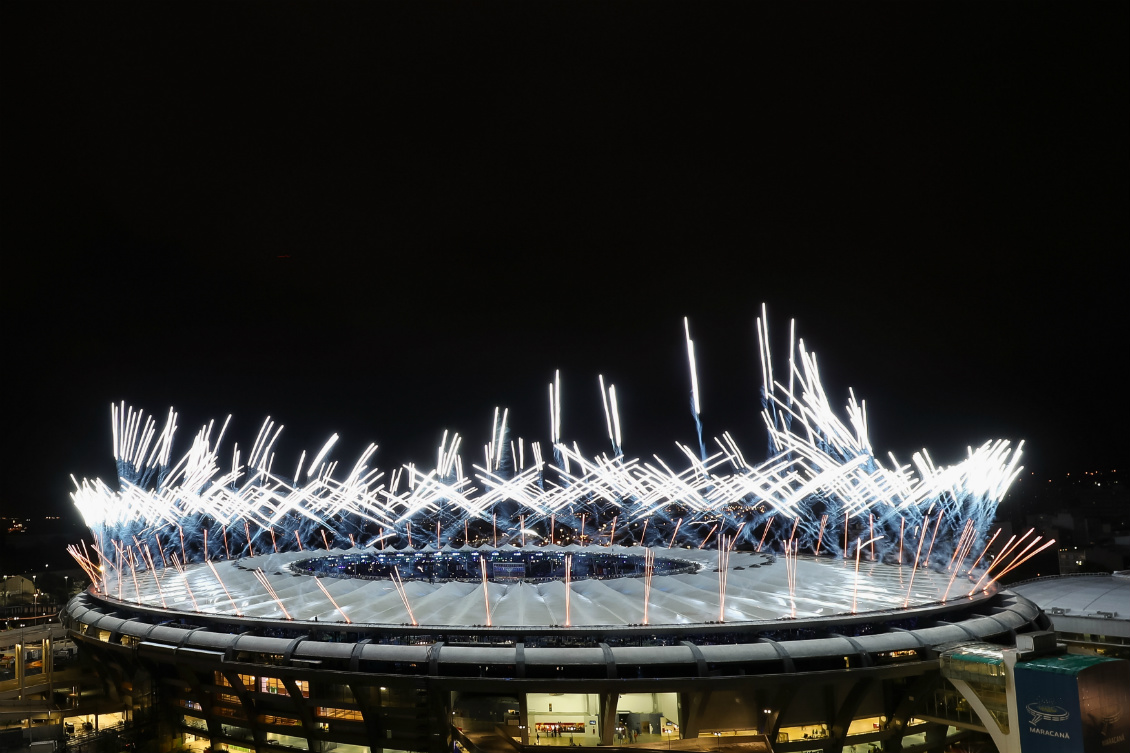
[968, 529, 1035, 594]
[814, 515, 828, 556]
[170, 553, 199, 611]
[869, 515, 875, 560]
[991, 539, 1057, 584]
[728, 522, 745, 551]
[313, 576, 350, 623]
[207, 561, 243, 616]
[141, 543, 167, 608]
[642, 548, 655, 624]
[67, 545, 102, 592]
[390, 567, 417, 626]
[946, 520, 974, 572]
[898, 517, 905, 565]
[668, 518, 683, 548]
[154, 532, 168, 568]
[942, 523, 979, 601]
[757, 516, 775, 552]
[253, 568, 291, 620]
[564, 554, 573, 627]
[903, 514, 930, 608]
[965, 528, 1001, 577]
[784, 539, 798, 617]
[717, 535, 731, 621]
[480, 558, 491, 627]
[923, 513, 945, 567]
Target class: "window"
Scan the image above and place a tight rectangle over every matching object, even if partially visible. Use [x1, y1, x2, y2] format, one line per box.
[260, 677, 287, 695]
[216, 707, 247, 720]
[257, 677, 309, 697]
[317, 707, 364, 721]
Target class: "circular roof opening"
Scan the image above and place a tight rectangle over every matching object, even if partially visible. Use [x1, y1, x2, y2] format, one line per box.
[291, 550, 703, 583]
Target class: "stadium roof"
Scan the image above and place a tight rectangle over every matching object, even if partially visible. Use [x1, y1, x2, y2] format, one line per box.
[97, 545, 990, 628]
[1010, 573, 1130, 639]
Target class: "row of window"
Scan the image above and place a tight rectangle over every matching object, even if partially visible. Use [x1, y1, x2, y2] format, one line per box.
[214, 671, 311, 697]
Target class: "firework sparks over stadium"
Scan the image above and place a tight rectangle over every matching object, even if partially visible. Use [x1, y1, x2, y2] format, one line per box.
[67, 307, 1038, 624]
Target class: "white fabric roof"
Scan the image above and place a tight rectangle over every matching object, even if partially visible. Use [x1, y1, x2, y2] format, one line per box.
[103, 545, 971, 628]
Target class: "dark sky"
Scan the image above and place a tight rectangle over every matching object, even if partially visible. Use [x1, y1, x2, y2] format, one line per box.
[4, 4, 1127, 521]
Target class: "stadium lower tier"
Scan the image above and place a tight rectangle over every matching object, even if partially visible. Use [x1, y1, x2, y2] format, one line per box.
[61, 573, 1050, 753]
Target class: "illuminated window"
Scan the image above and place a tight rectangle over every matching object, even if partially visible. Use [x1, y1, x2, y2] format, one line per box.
[260, 676, 287, 695]
[258, 714, 302, 727]
[316, 707, 364, 721]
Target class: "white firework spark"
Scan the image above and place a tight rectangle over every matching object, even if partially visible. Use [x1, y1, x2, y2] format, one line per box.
[71, 310, 1024, 575]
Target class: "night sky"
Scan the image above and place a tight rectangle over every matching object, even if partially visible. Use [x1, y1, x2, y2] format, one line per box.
[4, 4, 1126, 524]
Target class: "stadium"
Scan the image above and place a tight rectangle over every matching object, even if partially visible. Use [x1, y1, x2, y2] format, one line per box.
[60, 312, 1057, 753]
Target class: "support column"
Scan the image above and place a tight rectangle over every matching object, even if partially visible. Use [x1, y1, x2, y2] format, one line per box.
[923, 723, 946, 753]
[426, 681, 453, 753]
[764, 685, 797, 746]
[44, 637, 54, 700]
[679, 689, 710, 740]
[347, 682, 384, 753]
[518, 692, 530, 745]
[14, 643, 24, 700]
[599, 692, 619, 745]
[282, 677, 318, 753]
[827, 678, 874, 753]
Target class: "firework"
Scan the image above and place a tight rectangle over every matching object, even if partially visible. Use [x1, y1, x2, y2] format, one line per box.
[70, 310, 1023, 579]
